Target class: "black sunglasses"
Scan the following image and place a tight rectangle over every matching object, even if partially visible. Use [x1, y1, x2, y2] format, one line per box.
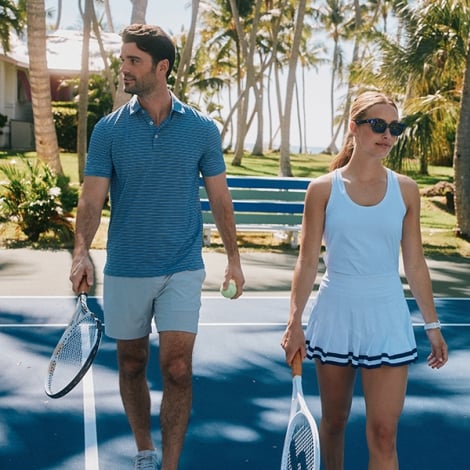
[354, 118, 406, 137]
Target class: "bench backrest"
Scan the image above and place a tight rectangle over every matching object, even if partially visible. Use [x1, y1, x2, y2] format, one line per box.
[199, 175, 311, 226]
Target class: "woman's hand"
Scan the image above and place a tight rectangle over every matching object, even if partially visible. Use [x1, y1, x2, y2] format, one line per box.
[426, 329, 448, 369]
[281, 323, 306, 366]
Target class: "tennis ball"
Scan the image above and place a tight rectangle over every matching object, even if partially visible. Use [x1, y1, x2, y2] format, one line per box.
[220, 280, 237, 299]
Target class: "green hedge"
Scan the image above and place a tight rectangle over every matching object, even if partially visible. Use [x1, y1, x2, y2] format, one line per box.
[52, 102, 99, 152]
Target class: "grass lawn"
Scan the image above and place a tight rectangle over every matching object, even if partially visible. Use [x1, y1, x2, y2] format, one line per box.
[1, 150, 469, 258]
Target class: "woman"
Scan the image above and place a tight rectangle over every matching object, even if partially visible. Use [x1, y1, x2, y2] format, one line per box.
[281, 91, 448, 470]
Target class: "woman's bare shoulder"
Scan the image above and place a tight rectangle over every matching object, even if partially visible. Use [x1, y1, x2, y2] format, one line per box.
[395, 172, 419, 194]
[306, 172, 334, 202]
[394, 172, 420, 209]
[308, 172, 334, 188]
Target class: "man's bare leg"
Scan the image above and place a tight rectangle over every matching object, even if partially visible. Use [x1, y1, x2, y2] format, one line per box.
[159, 331, 196, 470]
[118, 336, 155, 452]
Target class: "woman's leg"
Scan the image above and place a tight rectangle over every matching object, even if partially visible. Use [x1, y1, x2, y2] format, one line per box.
[315, 361, 357, 470]
[361, 365, 408, 470]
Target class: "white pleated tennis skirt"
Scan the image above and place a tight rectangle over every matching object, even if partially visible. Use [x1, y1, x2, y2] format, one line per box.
[305, 270, 418, 368]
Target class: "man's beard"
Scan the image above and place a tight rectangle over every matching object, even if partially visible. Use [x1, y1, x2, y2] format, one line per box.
[122, 67, 156, 96]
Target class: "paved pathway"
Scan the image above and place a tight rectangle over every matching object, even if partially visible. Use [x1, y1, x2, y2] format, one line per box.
[1, 248, 468, 298]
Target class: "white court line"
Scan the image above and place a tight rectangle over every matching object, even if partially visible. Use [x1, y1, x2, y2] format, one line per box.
[198, 322, 470, 327]
[79, 321, 100, 470]
[1, 322, 470, 328]
[1, 295, 467, 299]
[0, 323, 69, 327]
[83, 367, 100, 470]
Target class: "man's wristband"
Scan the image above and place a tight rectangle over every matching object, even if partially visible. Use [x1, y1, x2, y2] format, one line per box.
[424, 321, 441, 331]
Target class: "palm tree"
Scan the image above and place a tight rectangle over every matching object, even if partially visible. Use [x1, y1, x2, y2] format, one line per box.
[351, 0, 469, 174]
[26, 0, 63, 175]
[101, 0, 115, 32]
[351, 0, 470, 237]
[113, 0, 150, 111]
[227, 0, 260, 165]
[200, 0, 278, 163]
[50, 0, 62, 30]
[319, 0, 349, 154]
[0, 0, 24, 52]
[395, 0, 468, 173]
[279, 0, 307, 176]
[453, 31, 470, 239]
[174, 0, 201, 99]
[130, 0, 148, 23]
[76, 0, 93, 184]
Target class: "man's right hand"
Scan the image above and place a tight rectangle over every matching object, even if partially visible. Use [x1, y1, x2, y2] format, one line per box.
[70, 253, 94, 294]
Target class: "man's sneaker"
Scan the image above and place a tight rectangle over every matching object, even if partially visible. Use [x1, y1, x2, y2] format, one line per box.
[134, 450, 160, 470]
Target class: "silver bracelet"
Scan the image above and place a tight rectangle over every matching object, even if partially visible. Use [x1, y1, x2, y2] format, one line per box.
[424, 321, 441, 331]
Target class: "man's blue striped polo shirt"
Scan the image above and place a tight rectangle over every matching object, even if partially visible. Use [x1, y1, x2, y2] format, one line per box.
[85, 93, 226, 277]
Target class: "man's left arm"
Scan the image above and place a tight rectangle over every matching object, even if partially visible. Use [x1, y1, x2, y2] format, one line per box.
[203, 173, 245, 297]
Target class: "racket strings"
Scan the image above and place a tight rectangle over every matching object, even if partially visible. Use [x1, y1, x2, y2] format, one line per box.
[46, 312, 100, 394]
[55, 316, 97, 364]
[287, 416, 317, 469]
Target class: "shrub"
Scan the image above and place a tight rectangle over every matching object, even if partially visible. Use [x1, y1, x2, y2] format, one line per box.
[52, 103, 101, 152]
[0, 113, 8, 128]
[52, 104, 78, 152]
[0, 158, 75, 243]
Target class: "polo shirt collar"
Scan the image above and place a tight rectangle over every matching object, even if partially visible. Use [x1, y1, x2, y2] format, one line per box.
[128, 92, 186, 116]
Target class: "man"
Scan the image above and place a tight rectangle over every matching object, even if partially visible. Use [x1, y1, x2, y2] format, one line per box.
[70, 24, 245, 470]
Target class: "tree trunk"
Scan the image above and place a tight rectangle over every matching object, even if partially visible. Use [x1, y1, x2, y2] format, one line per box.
[91, 8, 116, 103]
[230, 0, 263, 166]
[251, 81, 264, 156]
[279, 0, 307, 176]
[114, 0, 149, 110]
[130, 0, 148, 23]
[77, 0, 93, 184]
[174, 0, 200, 99]
[26, 0, 63, 175]
[103, 0, 115, 32]
[453, 33, 470, 239]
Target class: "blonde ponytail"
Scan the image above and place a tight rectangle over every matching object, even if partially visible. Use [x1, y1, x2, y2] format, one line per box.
[329, 133, 354, 170]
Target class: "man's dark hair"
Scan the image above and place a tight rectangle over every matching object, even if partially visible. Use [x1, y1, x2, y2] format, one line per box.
[120, 24, 176, 78]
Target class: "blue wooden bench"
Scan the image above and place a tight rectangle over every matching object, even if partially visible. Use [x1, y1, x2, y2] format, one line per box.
[199, 175, 311, 248]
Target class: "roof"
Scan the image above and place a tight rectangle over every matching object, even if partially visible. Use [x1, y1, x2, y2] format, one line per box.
[2, 29, 122, 74]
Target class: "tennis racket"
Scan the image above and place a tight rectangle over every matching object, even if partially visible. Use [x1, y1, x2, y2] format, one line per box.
[45, 279, 103, 398]
[280, 351, 320, 470]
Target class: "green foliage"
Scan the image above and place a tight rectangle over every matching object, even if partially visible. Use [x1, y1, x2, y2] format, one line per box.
[360, 0, 470, 172]
[0, 113, 7, 128]
[52, 101, 100, 152]
[0, 0, 25, 52]
[51, 62, 118, 151]
[52, 104, 79, 152]
[0, 158, 76, 242]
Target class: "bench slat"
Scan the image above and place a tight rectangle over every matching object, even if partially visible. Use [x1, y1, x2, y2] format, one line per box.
[200, 188, 306, 202]
[200, 199, 304, 214]
[200, 175, 309, 248]
[203, 212, 302, 225]
[200, 175, 311, 190]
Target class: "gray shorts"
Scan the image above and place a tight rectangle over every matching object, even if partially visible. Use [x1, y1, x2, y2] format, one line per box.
[103, 269, 205, 340]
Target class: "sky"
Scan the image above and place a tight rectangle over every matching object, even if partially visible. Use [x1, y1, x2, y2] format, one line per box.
[46, 0, 335, 151]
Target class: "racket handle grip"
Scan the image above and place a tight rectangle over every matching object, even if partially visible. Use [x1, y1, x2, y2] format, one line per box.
[78, 278, 89, 295]
[292, 350, 303, 376]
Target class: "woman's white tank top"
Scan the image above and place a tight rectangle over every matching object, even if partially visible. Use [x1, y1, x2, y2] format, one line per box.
[323, 168, 406, 275]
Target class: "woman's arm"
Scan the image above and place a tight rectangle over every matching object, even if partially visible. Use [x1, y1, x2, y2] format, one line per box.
[281, 175, 330, 364]
[399, 175, 448, 368]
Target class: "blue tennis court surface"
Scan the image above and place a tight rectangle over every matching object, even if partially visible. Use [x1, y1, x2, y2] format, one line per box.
[1, 296, 469, 469]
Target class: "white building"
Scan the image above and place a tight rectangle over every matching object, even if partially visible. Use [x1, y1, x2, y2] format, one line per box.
[0, 29, 121, 149]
